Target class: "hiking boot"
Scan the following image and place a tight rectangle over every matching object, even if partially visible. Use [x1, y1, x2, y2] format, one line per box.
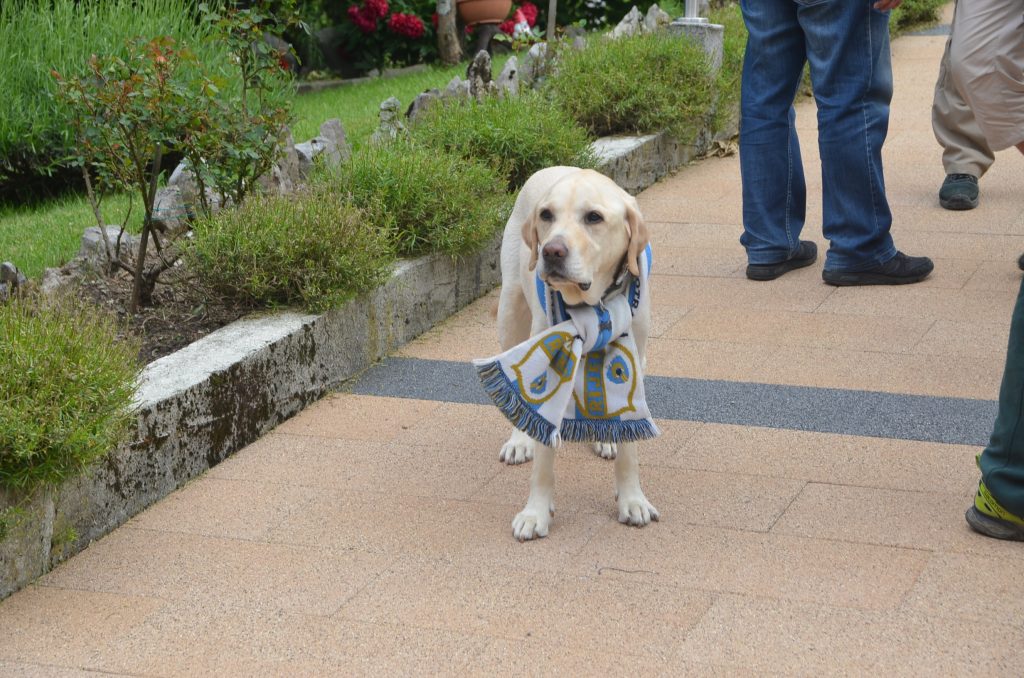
[746, 241, 818, 281]
[939, 173, 979, 211]
[822, 252, 934, 286]
[965, 478, 1024, 541]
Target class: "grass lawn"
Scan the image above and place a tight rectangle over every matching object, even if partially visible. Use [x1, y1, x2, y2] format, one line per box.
[0, 54, 509, 280]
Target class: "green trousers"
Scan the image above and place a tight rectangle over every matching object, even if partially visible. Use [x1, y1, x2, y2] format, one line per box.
[980, 276, 1024, 517]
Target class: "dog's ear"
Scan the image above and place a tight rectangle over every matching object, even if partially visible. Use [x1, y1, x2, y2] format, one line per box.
[624, 195, 648, 277]
[522, 211, 540, 271]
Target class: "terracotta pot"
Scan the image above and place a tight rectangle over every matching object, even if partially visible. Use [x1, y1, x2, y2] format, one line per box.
[456, 0, 512, 25]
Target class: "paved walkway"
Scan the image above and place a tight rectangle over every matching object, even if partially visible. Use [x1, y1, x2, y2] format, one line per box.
[4, 12, 1024, 676]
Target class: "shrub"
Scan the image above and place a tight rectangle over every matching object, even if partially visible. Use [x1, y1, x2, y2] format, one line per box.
[890, 0, 946, 33]
[315, 142, 511, 256]
[186, 185, 395, 312]
[411, 92, 596, 189]
[0, 295, 140, 492]
[708, 3, 746, 135]
[547, 31, 716, 140]
[0, 0, 224, 193]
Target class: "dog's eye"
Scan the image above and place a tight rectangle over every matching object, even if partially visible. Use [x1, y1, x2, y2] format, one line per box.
[585, 211, 604, 224]
[539, 208, 554, 222]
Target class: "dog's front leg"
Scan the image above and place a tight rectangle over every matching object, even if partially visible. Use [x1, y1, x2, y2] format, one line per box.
[614, 441, 659, 527]
[512, 443, 555, 541]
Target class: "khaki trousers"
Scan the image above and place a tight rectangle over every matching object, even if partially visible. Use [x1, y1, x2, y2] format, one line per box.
[948, 0, 1024, 151]
[932, 5, 995, 177]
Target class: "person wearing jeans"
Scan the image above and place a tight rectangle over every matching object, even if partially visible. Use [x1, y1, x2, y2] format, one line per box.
[945, 0, 1024, 540]
[739, 0, 934, 285]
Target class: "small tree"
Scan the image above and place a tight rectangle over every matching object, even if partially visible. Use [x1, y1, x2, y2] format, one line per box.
[54, 37, 197, 312]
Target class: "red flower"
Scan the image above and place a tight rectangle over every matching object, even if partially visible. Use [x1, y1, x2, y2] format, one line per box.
[431, 12, 438, 28]
[520, 1, 538, 26]
[387, 12, 425, 39]
[347, 4, 377, 33]
[365, 0, 389, 20]
[498, 18, 515, 35]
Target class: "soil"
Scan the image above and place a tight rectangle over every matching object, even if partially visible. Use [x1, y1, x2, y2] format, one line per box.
[74, 264, 249, 364]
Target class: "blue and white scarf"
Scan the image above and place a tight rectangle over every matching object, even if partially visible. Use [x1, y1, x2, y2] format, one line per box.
[474, 245, 659, 447]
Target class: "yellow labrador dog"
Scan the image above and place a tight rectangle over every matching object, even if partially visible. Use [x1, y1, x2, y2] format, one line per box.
[495, 166, 659, 540]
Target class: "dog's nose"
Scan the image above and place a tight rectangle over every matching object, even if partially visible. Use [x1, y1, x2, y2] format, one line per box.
[542, 237, 568, 262]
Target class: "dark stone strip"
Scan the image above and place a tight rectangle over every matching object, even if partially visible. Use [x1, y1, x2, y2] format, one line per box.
[349, 358, 997, 447]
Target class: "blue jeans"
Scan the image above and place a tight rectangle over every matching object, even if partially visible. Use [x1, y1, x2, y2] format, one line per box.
[739, 0, 898, 271]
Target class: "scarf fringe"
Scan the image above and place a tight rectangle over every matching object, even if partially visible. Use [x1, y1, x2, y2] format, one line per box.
[474, 358, 660, 447]
[474, 359, 559, 447]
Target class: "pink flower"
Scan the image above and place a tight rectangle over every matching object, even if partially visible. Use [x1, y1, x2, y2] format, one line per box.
[387, 12, 425, 39]
[520, 2, 538, 26]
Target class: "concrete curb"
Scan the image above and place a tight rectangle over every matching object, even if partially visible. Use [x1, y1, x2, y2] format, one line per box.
[0, 120, 735, 601]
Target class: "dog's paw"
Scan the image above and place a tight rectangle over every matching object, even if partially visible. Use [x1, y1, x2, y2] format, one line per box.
[617, 491, 660, 527]
[500, 430, 535, 465]
[591, 441, 617, 460]
[512, 507, 551, 541]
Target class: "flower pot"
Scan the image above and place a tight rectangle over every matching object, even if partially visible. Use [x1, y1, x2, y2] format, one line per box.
[457, 0, 512, 25]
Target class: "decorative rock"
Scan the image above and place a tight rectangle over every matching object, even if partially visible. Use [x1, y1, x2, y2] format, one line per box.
[168, 162, 222, 216]
[573, 35, 587, 50]
[644, 4, 672, 32]
[610, 6, 642, 39]
[496, 56, 519, 98]
[370, 97, 407, 145]
[0, 262, 26, 302]
[668, 18, 725, 74]
[520, 42, 549, 89]
[257, 130, 300, 197]
[294, 121, 349, 178]
[466, 50, 495, 100]
[151, 186, 189, 235]
[317, 119, 351, 163]
[405, 88, 441, 122]
[79, 226, 139, 271]
[443, 76, 471, 100]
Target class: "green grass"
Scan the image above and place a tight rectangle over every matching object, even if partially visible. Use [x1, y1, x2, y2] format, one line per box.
[290, 55, 511, 147]
[0, 193, 141, 280]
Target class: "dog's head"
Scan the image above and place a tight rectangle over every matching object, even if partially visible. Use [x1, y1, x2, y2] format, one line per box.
[522, 169, 648, 307]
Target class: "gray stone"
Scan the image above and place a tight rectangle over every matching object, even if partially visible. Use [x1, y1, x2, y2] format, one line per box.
[406, 88, 442, 122]
[520, 42, 549, 89]
[496, 56, 519, 98]
[644, 3, 672, 32]
[610, 6, 642, 39]
[317, 119, 351, 163]
[668, 18, 725, 74]
[315, 26, 347, 74]
[370, 96, 407, 145]
[264, 33, 298, 73]
[79, 226, 139, 271]
[168, 162, 222, 216]
[151, 186, 189, 235]
[573, 35, 587, 50]
[257, 131, 299, 197]
[443, 75, 471, 100]
[39, 265, 77, 296]
[0, 262, 26, 302]
[467, 50, 495, 100]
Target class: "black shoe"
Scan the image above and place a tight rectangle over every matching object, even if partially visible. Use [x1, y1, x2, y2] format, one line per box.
[746, 241, 818, 281]
[822, 252, 934, 286]
[1018, 253, 1024, 271]
[939, 173, 979, 210]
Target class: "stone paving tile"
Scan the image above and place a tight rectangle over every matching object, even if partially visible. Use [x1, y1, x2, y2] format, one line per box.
[654, 275, 836, 313]
[275, 394, 441, 441]
[759, 344, 1002, 400]
[964, 260, 1024, 291]
[650, 245, 745, 278]
[676, 594, 1024, 676]
[208, 433, 499, 502]
[0, 662, 125, 677]
[646, 338, 782, 382]
[816, 285, 1018, 324]
[471, 458, 804, 533]
[266, 487, 607, 574]
[574, 520, 926, 611]
[125, 477, 310, 541]
[336, 559, 714, 659]
[900, 551, 1024, 625]
[663, 307, 933, 353]
[0, 586, 167, 668]
[912, 318, 1010, 358]
[771, 482, 1024, 561]
[85, 604, 489, 676]
[646, 221, 743, 249]
[672, 423, 979, 495]
[40, 527, 390, 616]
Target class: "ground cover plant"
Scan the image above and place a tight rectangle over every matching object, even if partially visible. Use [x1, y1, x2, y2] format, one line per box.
[547, 30, 716, 140]
[316, 141, 511, 256]
[0, 0, 224, 198]
[186, 185, 395, 312]
[890, 0, 946, 33]
[410, 91, 596, 189]
[708, 2, 746, 135]
[0, 295, 140, 494]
